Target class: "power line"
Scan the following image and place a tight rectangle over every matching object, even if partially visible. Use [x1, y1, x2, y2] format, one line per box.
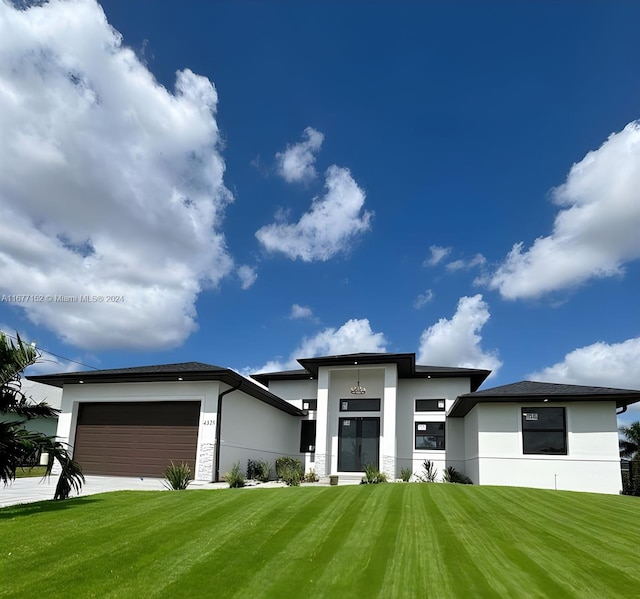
[0, 330, 99, 371]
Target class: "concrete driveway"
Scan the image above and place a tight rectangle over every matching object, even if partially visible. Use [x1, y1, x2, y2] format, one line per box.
[0, 475, 226, 508]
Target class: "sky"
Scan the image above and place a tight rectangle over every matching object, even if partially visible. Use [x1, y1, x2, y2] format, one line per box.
[1, 0, 639, 421]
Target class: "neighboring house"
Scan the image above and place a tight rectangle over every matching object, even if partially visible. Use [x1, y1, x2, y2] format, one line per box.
[29, 352, 640, 494]
[16, 379, 62, 438]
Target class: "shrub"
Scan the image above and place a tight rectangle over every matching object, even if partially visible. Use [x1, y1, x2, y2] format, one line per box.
[442, 466, 473, 485]
[247, 459, 272, 483]
[224, 462, 245, 488]
[400, 467, 412, 482]
[281, 468, 301, 486]
[622, 471, 640, 496]
[417, 460, 438, 483]
[361, 464, 387, 484]
[275, 456, 304, 479]
[303, 469, 319, 483]
[163, 461, 192, 490]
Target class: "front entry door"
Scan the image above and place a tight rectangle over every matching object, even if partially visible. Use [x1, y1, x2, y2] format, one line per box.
[338, 417, 380, 472]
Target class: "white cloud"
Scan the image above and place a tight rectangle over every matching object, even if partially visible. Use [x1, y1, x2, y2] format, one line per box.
[290, 304, 313, 320]
[423, 245, 451, 267]
[489, 121, 640, 299]
[276, 127, 324, 183]
[417, 294, 502, 375]
[446, 253, 486, 272]
[414, 289, 434, 309]
[252, 318, 387, 372]
[237, 265, 257, 290]
[0, 0, 233, 350]
[256, 165, 372, 261]
[529, 337, 640, 391]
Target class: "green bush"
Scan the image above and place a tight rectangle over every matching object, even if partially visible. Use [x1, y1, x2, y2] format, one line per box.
[400, 467, 413, 482]
[163, 461, 192, 490]
[224, 462, 245, 488]
[622, 471, 640, 496]
[303, 469, 319, 483]
[361, 464, 387, 484]
[442, 466, 473, 485]
[417, 460, 438, 483]
[247, 459, 272, 482]
[275, 456, 304, 479]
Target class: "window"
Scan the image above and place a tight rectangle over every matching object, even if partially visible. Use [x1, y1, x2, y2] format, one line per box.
[300, 420, 317, 453]
[302, 399, 317, 411]
[339, 398, 381, 412]
[415, 399, 446, 412]
[522, 407, 566, 455]
[415, 422, 445, 450]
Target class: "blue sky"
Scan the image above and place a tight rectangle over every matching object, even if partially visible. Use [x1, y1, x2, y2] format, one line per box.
[1, 1, 639, 419]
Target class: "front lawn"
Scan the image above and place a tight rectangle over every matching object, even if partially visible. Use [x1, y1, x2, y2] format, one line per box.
[14, 466, 48, 478]
[2, 484, 639, 598]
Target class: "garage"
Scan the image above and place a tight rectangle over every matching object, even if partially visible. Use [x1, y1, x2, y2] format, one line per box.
[73, 401, 200, 477]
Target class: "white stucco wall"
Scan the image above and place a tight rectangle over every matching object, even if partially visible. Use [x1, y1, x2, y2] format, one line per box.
[396, 378, 472, 481]
[470, 401, 622, 494]
[218, 388, 302, 480]
[267, 379, 318, 408]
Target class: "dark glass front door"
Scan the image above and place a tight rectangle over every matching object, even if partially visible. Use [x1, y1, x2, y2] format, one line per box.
[338, 417, 380, 472]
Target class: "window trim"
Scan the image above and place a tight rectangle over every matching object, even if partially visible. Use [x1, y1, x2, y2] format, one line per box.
[521, 407, 567, 456]
[414, 421, 446, 451]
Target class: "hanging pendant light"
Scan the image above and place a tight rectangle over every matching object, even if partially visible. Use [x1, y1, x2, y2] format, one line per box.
[350, 370, 366, 395]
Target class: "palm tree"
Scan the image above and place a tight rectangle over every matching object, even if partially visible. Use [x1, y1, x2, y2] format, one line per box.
[0, 332, 84, 500]
[619, 422, 640, 461]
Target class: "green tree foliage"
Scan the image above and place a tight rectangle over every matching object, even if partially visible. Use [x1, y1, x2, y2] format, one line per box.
[619, 422, 640, 496]
[619, 421, 640, 460]
[0, 332, 84, 500]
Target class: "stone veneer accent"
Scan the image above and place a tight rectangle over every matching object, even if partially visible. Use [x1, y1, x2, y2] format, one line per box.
[197, 442, 215, 481]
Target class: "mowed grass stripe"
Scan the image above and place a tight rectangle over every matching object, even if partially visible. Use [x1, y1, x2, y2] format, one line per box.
[3, 484, 640, 598]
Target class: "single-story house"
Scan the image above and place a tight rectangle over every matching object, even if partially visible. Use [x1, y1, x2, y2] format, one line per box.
[29, 352, 640, 494]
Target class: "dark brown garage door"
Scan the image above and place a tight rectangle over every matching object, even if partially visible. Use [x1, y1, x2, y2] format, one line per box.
[73, 402, 200, 477]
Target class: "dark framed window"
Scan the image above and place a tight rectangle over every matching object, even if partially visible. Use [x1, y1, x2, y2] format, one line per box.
[339, 398, 381, 412]
[300, 420, 317, 453]
[302, 399, 317, 411]
[415, 399, 446, 412]
[415, 422, 445, 450]
[522, 407, 566, 455]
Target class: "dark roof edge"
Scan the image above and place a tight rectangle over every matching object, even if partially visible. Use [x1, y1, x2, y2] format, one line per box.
[448, 390, 640, 418]
[28, 368, 304, 417]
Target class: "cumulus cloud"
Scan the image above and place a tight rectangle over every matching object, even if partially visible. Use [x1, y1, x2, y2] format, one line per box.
[290, 304, 313, 320]
[252, 318, 387, 372]
[0, 0, 233, 350]
[276, 127, 324, 183]
[256, 165, 372, 261]
[423, 245, 451, 267]
[489, 121, 640, 299]
[446, 253, 486, 272]
[414, 289, 434, 309]
[237, 265, 257, 290]
[417, 295, 502, 375]
[529, 337, 640, 391]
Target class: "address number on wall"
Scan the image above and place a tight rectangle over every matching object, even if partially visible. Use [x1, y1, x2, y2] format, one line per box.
[203, 419, 215, 426]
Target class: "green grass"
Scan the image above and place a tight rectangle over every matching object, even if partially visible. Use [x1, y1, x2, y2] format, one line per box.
[2, 484, 640, 598]
[14, 466, 48, 478]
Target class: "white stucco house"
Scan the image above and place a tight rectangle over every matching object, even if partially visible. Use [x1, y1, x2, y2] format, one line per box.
[29, 352, 640, 494]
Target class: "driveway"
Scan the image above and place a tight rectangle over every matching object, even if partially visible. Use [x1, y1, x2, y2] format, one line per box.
[0, 475, 224, 508]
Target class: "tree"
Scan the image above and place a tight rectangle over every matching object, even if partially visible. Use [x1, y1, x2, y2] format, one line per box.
[619, 422, 640, 496]
[619, 422, 640, 461]
[0, 332, 84, 500]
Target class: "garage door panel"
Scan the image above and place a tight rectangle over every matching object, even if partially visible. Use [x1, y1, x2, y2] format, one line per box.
[73, 402, 200, 477]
